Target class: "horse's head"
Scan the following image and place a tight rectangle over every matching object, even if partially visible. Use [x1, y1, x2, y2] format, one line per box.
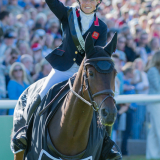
[82, 33, 117, 126]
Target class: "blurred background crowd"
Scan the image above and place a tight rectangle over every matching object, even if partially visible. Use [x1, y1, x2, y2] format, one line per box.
[0, 0, 160, 158]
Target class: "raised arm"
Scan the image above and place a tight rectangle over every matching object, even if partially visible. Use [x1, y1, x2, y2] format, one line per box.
[45, 0, 68, 21]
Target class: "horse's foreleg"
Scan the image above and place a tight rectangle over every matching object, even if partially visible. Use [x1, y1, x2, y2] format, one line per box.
[14, 150, 24, 160]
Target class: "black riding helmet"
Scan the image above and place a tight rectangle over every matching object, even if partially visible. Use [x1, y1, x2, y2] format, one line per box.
[77, 0, 102, 13]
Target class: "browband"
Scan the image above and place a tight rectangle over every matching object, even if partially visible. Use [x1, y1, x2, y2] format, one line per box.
[85, 57, 113, 64]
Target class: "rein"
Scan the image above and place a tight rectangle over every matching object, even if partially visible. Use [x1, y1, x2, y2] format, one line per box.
[69, 57, 116, 111]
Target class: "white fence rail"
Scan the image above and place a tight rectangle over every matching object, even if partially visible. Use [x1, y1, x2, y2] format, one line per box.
[0, 94, 160, 109]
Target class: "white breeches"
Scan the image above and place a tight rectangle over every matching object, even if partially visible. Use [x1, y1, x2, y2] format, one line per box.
[39, 63, 79, 100]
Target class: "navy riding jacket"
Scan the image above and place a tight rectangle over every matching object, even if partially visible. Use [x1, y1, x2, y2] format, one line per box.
[45, 0, 108, 71]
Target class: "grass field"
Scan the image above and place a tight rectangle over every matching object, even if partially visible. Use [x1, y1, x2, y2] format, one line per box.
[123, 156, 160, 160]
[123, 156, 146, 160]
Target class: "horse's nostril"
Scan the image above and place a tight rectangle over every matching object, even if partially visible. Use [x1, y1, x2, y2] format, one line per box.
[101, 109, 108, 117]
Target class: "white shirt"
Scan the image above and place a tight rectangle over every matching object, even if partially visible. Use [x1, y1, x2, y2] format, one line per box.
[80, 10, 94, 35]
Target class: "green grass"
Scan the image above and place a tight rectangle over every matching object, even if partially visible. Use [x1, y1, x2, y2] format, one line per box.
[123, 156, 160, 160]
[123, 156, 146, 160]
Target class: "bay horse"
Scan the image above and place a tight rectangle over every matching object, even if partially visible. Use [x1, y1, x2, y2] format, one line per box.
[13, 33, 121, 160]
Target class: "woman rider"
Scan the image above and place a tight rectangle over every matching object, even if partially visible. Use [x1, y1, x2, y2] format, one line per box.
[27, 0, 121, 159]
[30, 0, 108, 115]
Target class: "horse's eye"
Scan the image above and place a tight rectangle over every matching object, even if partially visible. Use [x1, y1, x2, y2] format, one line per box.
[89, 71, 94, 77]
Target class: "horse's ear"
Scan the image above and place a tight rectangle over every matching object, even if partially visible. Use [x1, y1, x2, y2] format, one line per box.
[104, 32, 117, 56]
[85, 32, 94, 58]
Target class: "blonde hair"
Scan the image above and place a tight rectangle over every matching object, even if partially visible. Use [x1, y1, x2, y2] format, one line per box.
[148, 51, 160, 72]
[9, 62, 29, 84]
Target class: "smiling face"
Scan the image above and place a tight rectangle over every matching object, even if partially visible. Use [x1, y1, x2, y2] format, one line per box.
[79, 0, 100, 14]
[13, 65, 23, 80]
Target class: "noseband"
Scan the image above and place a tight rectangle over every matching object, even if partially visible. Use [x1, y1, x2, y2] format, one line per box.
[69, 57, 116, 111]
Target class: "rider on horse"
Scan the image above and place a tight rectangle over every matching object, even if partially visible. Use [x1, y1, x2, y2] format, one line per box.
[12, 0, 121, 159]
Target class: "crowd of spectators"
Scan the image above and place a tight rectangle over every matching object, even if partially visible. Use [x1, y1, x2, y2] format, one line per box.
[0, 0, 160, 158]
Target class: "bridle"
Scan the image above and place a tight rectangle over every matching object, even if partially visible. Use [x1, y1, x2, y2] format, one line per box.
[69, 57, 116, 111]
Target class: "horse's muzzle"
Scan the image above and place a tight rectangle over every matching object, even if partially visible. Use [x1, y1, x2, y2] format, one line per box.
[100, 108, 117, 126]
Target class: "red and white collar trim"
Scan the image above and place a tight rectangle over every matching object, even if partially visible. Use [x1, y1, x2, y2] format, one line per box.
[94, 16, 99, 26]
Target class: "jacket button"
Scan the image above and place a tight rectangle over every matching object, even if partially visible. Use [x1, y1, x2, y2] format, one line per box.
[75, 51, 78, 54]
[73, 58, 76, 61]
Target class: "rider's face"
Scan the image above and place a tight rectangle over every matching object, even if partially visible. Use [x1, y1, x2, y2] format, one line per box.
[79, 0, 100, 14]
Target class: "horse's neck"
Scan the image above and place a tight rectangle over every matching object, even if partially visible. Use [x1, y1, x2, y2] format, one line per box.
[62, 65, 94, 138]
[48, 63, 94, 156]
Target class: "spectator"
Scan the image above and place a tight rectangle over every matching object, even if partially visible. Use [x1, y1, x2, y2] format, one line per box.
[0, 63, 6, 99]
[0, 29, 17, 61]
[34, 29, 46, 47]
[137, 31, 151, 64]
[149, 37, 160, 56]
[111, 54, 129, 143]
[124, 34, 138, 62]
[116, 7, 129, 27]
[132, 58, 149, 139]
[35, 12, 47, 29]
[42, 33, 54, 57]
[31, 42, 43, 63]
[0, 64, 7, 115]
[112, 53, 124, 94]
[3, 47, 20, 88]
[30, 32, 44, 46]
[133, 27, 142, 43]
[17, 40, 33, 56]
[116, 34, 126, 66]
[112, 0, 122, 18]
[17, 26, 30, 43]
[0, 11, 13, 33]
[139, 15, 148, 31]
[146, 51, 160, 159]
[7, 62, 29, 115]
[53, 37, 62, 49]
[134, 58, 149, 94]
[147, 19, 157, 40]
[120, 25, 130, 37]
[6, 0, 23, 16]
[47, 18, 61, 39]
[9, 47, 20, 64]
[20, 54, 34, 84]
[121, 62, 137, 155]
[26, 8, 37, 30]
